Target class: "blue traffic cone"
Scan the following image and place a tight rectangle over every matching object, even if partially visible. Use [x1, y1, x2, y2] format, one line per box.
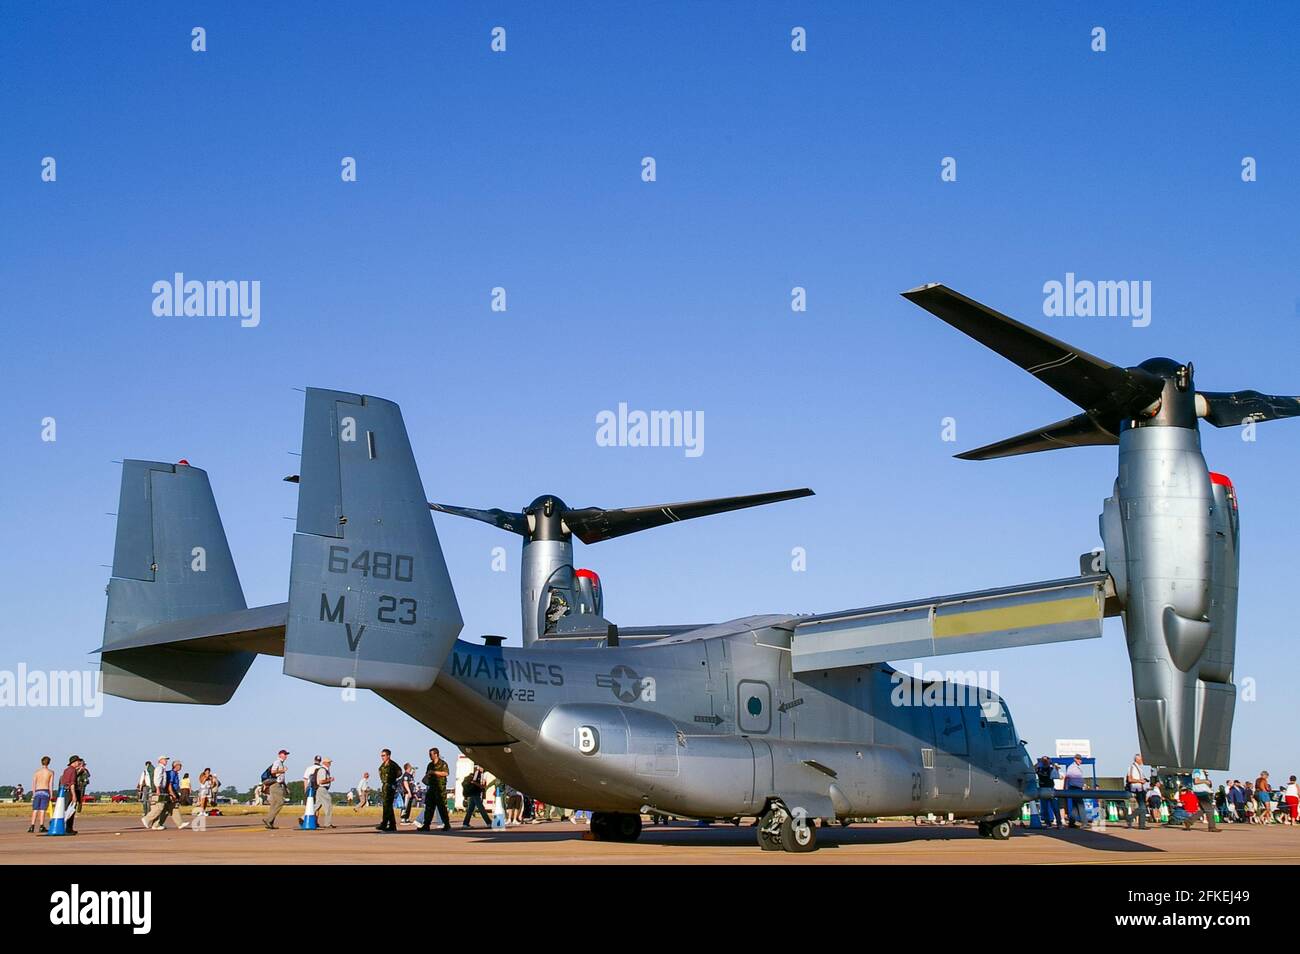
[47, 787, 68, 836]
[302, 789, 319, 830]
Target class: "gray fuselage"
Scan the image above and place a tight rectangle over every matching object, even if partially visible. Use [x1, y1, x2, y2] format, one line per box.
[381, 616, 1036, 821]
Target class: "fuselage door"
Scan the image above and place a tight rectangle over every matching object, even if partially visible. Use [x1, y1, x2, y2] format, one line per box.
[704, 639, 734, 731]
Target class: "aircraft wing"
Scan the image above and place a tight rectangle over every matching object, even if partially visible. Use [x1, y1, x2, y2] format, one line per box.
[790, 574, 1113, 673]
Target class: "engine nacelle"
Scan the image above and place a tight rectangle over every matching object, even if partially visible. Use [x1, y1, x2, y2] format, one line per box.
[1100, 425, 1238, 770]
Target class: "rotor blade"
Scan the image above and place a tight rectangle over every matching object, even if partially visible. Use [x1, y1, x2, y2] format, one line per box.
[427, 503, 529, 536]
[955, 413, 1119, 461]
[901, 284, 1165, 418]
[1199, 390, 1300, 428]
[562, 488, 814, 545]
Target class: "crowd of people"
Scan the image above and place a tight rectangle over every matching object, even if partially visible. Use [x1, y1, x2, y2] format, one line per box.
[25, 746, 1298, 838]
[21, 746, 574, 835]
[137, 755, 221, 831]
[1033, 753, 1299, 832]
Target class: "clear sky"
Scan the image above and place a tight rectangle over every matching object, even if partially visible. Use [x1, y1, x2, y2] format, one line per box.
[2, 3, 1297, 791]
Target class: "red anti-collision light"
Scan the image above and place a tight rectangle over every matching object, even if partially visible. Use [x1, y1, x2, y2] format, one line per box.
[177, 459, 190, 467]
[575, 568, 600, 582]
[1209, 472, 1238, 510]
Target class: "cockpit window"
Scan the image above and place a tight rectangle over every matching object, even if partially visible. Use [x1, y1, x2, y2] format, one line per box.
[980, 697, 1017, 749]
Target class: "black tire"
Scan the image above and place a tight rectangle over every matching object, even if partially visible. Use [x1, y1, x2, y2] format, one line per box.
[589, 812, 610, 840]
[990, 819, 1013, 840]
[780, 813, 818, 852]
[613, 813, 642, 842]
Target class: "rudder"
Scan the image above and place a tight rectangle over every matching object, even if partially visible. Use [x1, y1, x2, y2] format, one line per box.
[101, 460, 255, 703]
[285, 389, 462, 691]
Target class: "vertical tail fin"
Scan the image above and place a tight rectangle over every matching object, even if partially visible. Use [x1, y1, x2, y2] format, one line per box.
[101, 460, 255, 703]
[284, 389, 463, 691]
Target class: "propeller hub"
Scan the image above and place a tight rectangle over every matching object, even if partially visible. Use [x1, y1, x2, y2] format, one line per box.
[1126, 358, 1198, 431]
[524, 495, 570, 542]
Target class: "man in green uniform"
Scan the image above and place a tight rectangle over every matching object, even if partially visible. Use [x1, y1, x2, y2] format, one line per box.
[376, 749, 402, 832]
[418, 747, 452, 832]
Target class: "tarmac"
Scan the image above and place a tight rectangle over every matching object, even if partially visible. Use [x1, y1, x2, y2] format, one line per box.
[8, 815, 1300, 864]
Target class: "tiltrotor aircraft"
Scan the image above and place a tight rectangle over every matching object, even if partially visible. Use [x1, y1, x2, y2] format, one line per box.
[97, 284, 1295, 851]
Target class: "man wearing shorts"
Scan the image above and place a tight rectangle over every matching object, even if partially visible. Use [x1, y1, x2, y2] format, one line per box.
[29, 756, 54, 833]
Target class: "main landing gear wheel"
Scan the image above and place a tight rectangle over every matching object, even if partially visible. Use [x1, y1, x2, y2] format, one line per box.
[781, 814, 817, 852]
[590, 812, 642, 842]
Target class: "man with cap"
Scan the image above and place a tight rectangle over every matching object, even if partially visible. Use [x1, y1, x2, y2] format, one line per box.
[142, 756, 172, 829]
[58, 756, 83, 835]
[263, 748, 289, 829]
[316, 758, 335, 827]
[1062, 753, 1087, 829]
[298, 756, 334, 828]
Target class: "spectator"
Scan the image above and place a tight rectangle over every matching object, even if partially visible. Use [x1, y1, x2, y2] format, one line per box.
[142, 756, 172, 829]
[1147, 779, 1164, 823]
[167, 760, 189, 829]
[59, 756, 83, 835]
[137, 760, 155, 816]
[461, 765, 491, 828]
[1192, 769, 1220, 832]
[376, 749, 402, 832]
[1035, 756, 1059, 828]
[356, 772, 372, 811]
[179, 771, 191, 807]
[400, 763, 417, 825]
[195, 768, 214, 818]
[29, 756, 54, 834]
[1285, 776, 1299, 824]
[317, 758, 335, 828]
[1125, 754, 1149, 830]
[262, 748, 289, 830]
[1062, 754, 1086, 829]
[1255, 771, 1273, 824]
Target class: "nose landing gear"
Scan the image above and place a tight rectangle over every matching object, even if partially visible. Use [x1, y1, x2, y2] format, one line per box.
[977, 818, 1013, 840]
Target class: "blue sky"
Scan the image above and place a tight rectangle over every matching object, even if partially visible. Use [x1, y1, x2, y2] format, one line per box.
[1, 3, 1297, 790]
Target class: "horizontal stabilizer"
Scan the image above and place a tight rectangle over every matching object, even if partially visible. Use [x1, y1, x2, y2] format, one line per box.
[792, 575, 1110, 672]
